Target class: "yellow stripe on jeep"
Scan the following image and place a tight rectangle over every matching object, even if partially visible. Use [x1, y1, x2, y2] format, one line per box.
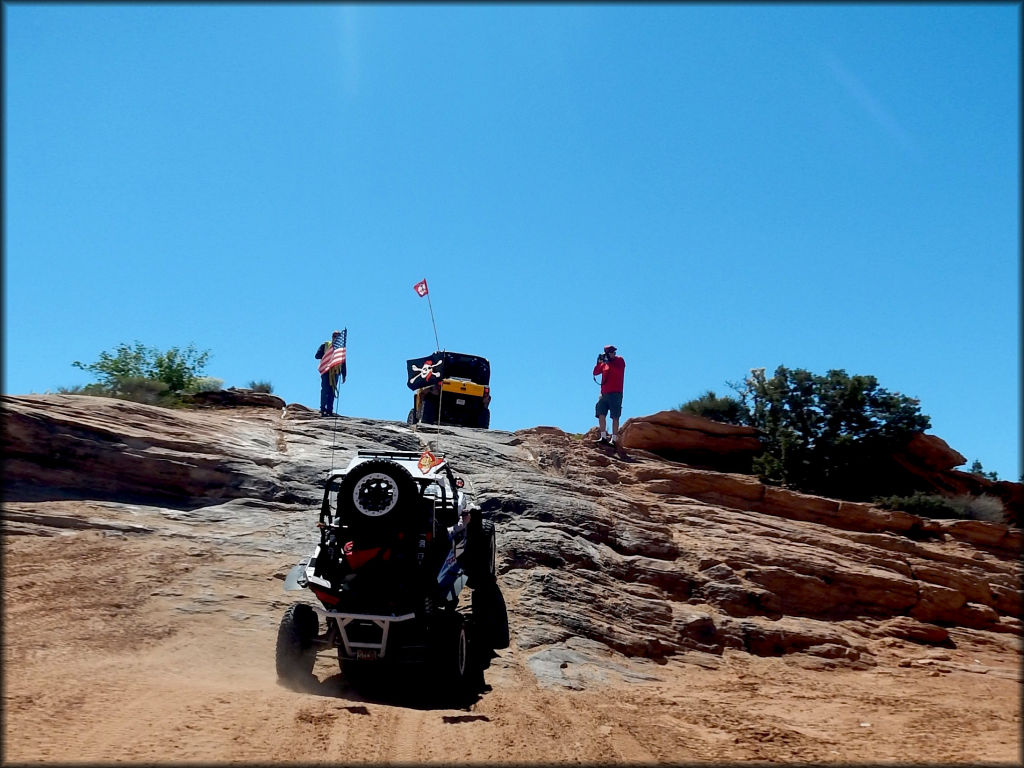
[440, 379, 486, 397]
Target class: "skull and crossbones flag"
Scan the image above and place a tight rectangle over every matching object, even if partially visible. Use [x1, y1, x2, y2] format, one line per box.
[406, 353, 444, 390]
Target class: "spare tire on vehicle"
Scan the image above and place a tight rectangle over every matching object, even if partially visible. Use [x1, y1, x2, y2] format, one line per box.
[337, 460, 416, 534]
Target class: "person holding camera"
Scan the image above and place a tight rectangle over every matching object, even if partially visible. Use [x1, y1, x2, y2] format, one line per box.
[593, 344, 625, 445]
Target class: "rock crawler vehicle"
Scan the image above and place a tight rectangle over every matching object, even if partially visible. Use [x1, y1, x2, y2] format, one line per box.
[276, 450, 509, 698]
[406, 351, 492, 429]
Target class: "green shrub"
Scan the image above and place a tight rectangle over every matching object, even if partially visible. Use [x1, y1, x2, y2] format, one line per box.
[874, 492, 1007, 523]
[191, 377, 225, 393]
[874, 492, 961, 518]
[678, 390, 745, 425]
[111, 376, 170, 405]
[248, 380, 274, 393]
[73, 341, 210, 394]
[56, 383, 112, 396]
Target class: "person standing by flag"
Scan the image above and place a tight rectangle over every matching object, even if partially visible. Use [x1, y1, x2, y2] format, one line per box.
[315, 329, 347, 417]
[593, 344, 625, 445]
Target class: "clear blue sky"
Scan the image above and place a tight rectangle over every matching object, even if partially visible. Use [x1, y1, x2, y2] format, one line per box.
[4, 3, 1020, 481]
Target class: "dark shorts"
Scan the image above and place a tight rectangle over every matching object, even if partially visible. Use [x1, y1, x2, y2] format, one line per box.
[595, 391, 623, 419]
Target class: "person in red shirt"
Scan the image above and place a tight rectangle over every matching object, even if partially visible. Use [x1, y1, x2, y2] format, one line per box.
[593, 344, 625, 445]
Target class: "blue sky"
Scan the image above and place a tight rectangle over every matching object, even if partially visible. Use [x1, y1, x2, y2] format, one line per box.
[4, 3, 1020, 481]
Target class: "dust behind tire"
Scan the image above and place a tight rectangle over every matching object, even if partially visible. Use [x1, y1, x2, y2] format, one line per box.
[276, 603, 319, 686]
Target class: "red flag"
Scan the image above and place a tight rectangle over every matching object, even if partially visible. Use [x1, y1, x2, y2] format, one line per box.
[413, 278, 429, 297]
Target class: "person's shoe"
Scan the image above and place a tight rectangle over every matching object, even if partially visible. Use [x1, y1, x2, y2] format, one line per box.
[608, 434, 617, 446]
[595, 432, 609, 444]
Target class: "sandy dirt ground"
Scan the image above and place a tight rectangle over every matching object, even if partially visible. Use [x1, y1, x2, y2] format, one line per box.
[3, 520, 1021, 765]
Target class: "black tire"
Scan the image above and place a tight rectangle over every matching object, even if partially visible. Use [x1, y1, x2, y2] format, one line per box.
[431, 613, 472, 693]
[472, 582, 510, 650]
[477, 408, 490, 429]
[407, 407, 416, 425]
[481, 520, 496, 578]
[465, 519, 496, 587]
[421, 398, 437, 425]
[338, 460, 416, 527]
[276, 603, 319, 684]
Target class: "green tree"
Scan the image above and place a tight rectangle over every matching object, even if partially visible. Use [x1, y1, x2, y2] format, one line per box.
[736, 366, 930, 498]
[682, 366, 931, 499]
[72, 341, 152, 388]
[677, 389, 745, 424]
[969, 459, 999, 482]
[72, 341, 211, 399]
[150, 346, 210, 392]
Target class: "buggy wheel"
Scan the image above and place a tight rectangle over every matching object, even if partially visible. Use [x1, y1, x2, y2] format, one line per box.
[465, 519, 496, 587]
[407, 408, 416, 425]
[477, 408, 490, 429]
[481, 519, 496, 578]
[338, 459, 416, 526]
[276, 603, 319, 684]
[432, 613, 472, 692]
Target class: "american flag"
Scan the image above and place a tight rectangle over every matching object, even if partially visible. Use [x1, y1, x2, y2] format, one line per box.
[318, 329, 347, 375]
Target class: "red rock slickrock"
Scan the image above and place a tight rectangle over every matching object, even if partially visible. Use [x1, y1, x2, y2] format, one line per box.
[2, 394, 1020, 764]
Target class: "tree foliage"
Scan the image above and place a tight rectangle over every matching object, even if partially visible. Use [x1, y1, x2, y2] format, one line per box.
[72, 341, 210, 401]
[969, 459, 999, 482]
[677, 389, 745, 425]
[680, 366, 931, 500]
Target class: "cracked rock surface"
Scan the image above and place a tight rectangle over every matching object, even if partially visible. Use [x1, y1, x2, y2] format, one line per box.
[2, 394, 1020, 764]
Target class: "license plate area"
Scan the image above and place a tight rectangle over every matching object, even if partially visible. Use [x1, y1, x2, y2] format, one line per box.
[456, 398, 466, 405]
[355, 649, 378, 661]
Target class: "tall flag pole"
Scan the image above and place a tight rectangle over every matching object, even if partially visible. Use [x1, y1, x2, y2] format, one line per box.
[413, 278, 440, 351]
[413, 278, 444, 455]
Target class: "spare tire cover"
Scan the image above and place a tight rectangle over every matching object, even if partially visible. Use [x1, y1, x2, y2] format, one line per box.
[339, 460, 416, 522]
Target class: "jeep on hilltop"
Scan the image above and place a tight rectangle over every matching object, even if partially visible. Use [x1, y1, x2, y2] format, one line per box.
[406, 351, 492, 429]
[276, 450, 509, 699]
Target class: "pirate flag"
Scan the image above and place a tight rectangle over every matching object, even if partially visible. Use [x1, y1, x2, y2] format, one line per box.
[406, 353, 444, 390]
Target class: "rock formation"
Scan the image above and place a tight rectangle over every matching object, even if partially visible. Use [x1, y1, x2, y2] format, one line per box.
[618, 410, 1022, 524]
[2, 394, 1020, 681]
[618, 410, 761, 472]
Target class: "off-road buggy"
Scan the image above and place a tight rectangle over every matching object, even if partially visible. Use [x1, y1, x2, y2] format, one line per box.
[406, 351, 491, 429]
[276, 450, 509, 698]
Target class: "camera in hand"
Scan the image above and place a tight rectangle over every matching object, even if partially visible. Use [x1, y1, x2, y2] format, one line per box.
[597, 352, 609, 364]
